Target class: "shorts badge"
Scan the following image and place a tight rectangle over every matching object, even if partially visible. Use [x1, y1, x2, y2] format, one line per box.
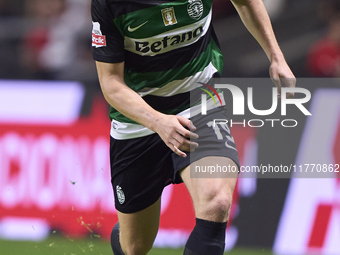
[116, 185, 125, 204]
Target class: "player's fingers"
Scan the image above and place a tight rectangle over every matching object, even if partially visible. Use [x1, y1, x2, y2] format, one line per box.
[177, 117, 199, 138]
[183, 144, 197, 152]
[281, 77, 296, 98]
[172, 134, 199, 151]
[171, 144, 187, 158]
[188, 131, 199, 140]
[176, 125, 199, 140]
[269, 66, 282, 98]
[190, 120, 196, 131]
[177, 116, 196, 130]
[178, 141, 198, 152]
[175, 116, 199, 139]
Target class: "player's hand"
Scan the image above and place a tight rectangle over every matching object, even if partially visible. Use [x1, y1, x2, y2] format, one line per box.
[153, 114, 199, 158]
[269, 54, 296, 99]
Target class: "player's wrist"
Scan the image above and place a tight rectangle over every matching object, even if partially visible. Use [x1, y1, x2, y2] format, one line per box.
[270, 51, 285, 63]
[147, 112, 167, 134]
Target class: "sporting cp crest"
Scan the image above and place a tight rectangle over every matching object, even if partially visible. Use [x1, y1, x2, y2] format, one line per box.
[161, 7, 178, 26]
[187, 0, 203, 20]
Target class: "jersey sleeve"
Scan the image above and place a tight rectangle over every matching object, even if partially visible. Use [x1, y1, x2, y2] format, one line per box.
[91, 0, 124, 63]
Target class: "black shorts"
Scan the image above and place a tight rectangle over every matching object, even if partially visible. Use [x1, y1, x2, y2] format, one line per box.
[110, 106, 240, 213]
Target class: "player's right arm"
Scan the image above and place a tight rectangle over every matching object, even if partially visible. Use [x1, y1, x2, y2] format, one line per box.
[230, 0, 296, 97]
[95, 61, 198, 157]
[91, 0, 197, 157]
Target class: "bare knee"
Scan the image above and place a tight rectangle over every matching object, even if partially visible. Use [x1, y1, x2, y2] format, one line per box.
[196, 186, 233, 222]
[121, 241, 152, 255]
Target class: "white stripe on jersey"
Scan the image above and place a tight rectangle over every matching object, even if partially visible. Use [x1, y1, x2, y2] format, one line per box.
[110, 91, 225, 140]
[137, 62, 217, 97]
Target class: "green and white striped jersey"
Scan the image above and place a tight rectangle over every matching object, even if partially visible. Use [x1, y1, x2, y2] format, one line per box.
[91, 0, 224, 139]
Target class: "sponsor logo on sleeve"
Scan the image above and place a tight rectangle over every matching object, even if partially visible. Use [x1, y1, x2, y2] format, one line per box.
[92, 21, 106, 48]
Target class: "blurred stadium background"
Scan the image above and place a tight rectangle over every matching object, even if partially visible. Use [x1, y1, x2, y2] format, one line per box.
[0, 0, 339, 254]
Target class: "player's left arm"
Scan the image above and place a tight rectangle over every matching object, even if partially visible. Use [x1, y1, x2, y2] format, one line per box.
[230, 0, 296, 97]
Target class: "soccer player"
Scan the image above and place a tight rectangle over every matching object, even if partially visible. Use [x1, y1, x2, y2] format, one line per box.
[91, 0, 295, 254]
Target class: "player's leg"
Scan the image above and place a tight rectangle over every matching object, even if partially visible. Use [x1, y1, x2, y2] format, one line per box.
[109, 133, 175, 255]
[181, 156, 237, 222]
[180, 156, 238, 255]
[111, 197, 161, 255]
